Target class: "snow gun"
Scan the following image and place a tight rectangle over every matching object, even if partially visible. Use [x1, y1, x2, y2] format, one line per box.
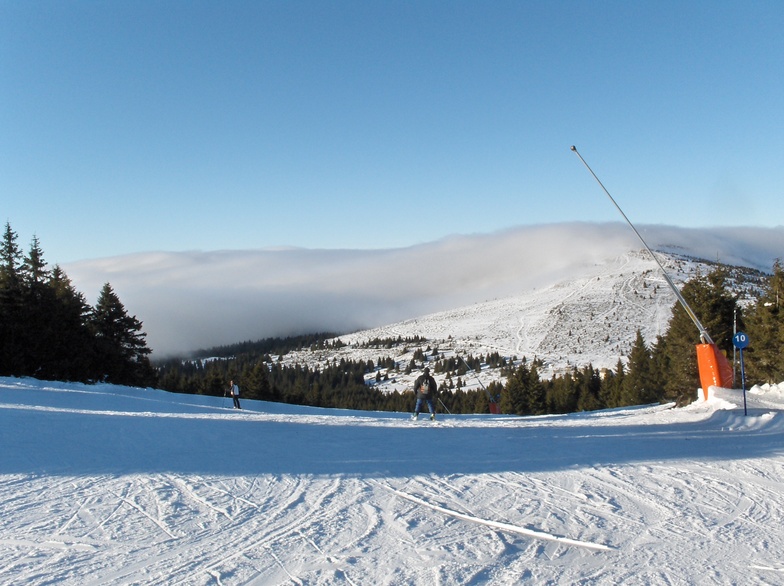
[570, 146, 734, 400]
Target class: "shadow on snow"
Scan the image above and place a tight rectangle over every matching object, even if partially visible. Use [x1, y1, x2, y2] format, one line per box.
[2, 382, 783, 478]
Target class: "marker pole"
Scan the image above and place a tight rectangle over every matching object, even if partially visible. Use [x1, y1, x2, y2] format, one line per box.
[733, 332, 750, 416]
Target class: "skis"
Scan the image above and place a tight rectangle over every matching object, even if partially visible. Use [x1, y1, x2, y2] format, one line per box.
[411, 413, 438, 423]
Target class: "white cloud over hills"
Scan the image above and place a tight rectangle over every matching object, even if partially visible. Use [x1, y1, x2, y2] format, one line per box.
[63, 223, 784, 357]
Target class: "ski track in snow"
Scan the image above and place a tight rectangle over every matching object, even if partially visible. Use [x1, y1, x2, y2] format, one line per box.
[2, 378, 784, 585]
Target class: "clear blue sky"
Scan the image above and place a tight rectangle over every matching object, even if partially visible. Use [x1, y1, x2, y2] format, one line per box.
[2, 1, 782, 263]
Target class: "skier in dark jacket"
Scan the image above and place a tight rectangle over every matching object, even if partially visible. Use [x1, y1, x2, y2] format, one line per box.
[412, 367, 437, 420]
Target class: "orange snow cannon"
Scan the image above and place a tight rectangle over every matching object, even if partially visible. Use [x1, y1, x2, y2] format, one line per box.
[696, 343, 735, 400]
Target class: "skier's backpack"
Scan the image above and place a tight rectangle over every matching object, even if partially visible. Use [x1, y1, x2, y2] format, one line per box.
[419, 378, 430, 395]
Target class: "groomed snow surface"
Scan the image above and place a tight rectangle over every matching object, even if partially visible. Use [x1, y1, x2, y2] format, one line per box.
[2, 377, 784, 585]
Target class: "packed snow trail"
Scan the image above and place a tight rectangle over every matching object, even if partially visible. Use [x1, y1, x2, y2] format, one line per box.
[2, 377, 784, 585]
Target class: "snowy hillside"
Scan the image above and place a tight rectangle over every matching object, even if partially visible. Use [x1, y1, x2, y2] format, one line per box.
[2, 376, 784, 585]
[341, 250, 685, 371]
[270, 249, 763, 395]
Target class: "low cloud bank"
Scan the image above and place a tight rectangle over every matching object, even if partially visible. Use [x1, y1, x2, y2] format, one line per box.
[64, 223, 784, 357]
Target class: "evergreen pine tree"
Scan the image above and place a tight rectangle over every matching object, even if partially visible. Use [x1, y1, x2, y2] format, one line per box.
[745, 259, 784, 384]
[44, 266, 96, 381]
[576, 365, 602, 411]
[0, 222, 22, 281]
[472, 389, 490, 413]
[501, 359, 529, 415]
[20, 235, 49, 286]
[621, 330, 659, 405]
[649, 334, 669, 399]
[601, 359, 625, 407]
[524, 363, 547, 415]
[201, 367, 227, 396]
[0, 223, 23, 375]
[548, 371, 579, 413]
[699, 268, 739, 354]
[91, 283, 156, 387]
[245, 360, 274, 401]
[17, 236, 53, 376]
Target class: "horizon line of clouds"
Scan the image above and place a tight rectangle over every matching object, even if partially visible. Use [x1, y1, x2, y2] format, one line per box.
[63, 222, 784, 357]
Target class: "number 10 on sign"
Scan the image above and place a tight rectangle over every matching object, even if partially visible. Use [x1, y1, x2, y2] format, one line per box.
[733, 332, 750, 416]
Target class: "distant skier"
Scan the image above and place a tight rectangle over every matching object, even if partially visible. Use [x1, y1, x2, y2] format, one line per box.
[412, 367, 437, 420]
[229, 380, 241, 409]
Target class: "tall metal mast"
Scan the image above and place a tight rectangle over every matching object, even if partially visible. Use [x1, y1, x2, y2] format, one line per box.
[570, 145, 713, 344]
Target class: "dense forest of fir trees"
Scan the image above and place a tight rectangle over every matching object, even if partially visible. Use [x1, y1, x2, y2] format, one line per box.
[3, 221, 783, 415]
[0, 223, 155, 387]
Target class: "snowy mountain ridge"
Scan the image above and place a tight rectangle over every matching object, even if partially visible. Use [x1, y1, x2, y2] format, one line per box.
[272, 249, 764, 393]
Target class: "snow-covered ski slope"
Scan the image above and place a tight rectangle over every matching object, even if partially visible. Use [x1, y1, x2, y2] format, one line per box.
[2, 376, 784, 585]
